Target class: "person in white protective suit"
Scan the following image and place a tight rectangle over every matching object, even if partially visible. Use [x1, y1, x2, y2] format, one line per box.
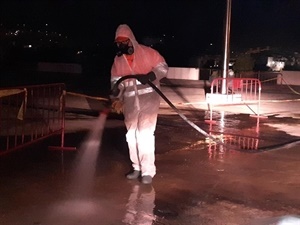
[110, 24, 168, 184]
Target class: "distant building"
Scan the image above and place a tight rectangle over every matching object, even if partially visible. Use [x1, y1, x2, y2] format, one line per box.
[266, 57, 286, 71]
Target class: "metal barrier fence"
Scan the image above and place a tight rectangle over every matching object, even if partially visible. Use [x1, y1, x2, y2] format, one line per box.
[0, 83, 75, 156]
[206, 78, 262, 123]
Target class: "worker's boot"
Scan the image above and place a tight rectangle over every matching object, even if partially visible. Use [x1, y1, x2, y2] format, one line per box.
[126, 170, 141, 180]
[142, 175, 152, 184]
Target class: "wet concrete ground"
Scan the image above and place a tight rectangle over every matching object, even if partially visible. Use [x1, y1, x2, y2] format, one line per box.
[1, 81, 300, 225]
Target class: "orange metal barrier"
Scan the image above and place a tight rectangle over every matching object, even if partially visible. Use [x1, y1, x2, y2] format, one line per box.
[206, 78, 263, 123]
[0, 83, 75, 156]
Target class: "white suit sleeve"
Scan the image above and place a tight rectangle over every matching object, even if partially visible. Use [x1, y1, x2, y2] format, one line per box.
[153, 62, 168, 81]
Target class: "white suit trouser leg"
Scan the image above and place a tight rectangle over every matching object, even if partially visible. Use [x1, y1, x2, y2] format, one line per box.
[124, 92, 160, 178]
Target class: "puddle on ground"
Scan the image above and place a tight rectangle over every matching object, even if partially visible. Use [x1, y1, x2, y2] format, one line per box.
[157, 110, 300, 154]
[1, 108, 300, 225]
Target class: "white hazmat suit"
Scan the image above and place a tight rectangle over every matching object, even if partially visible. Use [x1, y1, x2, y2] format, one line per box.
[111, 24, 168, 181]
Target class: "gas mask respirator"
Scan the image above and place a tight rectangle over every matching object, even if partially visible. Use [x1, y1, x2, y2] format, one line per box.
[116, 42, 134, 57]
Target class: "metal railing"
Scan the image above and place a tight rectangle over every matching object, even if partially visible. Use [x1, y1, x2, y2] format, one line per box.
[0, 83, 75, 156]
[206, 78, 262, 123]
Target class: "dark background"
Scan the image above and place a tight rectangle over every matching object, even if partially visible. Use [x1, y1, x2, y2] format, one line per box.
[1, 0, 300, 56]
[1, 0, 300, 93]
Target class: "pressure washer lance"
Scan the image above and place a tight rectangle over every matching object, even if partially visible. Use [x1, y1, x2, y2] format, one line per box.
[111, 74, 225, 147]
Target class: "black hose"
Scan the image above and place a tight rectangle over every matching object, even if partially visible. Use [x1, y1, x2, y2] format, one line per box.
[146, 81, 224, 145]
[111, 75, 141, 97]
[112, 75, 224, 146]
[112, 75, 300, 152]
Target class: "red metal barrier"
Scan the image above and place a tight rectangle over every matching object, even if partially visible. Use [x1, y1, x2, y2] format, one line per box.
[205, 78, 263, 124]
[0, 83, 75, 156]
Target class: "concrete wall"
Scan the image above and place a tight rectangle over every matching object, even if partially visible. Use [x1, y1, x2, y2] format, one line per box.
[278, 71, 300, 85]
[166, 67, 300, 86]
[166, 67, 200, 80]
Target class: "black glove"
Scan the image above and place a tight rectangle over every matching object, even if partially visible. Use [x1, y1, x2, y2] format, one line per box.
[137, 71, 156, 85]
[110, 85, 120, 97]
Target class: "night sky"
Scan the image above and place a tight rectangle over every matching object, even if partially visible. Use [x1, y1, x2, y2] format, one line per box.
[1, 0, 300, 58]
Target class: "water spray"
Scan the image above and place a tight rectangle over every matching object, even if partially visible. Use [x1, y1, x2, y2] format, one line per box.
[70, 108, 109, 198]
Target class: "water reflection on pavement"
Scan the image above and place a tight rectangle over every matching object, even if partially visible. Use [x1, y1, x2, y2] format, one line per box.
[1, 102, 300, 224]
[122, 185, 156, 225]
